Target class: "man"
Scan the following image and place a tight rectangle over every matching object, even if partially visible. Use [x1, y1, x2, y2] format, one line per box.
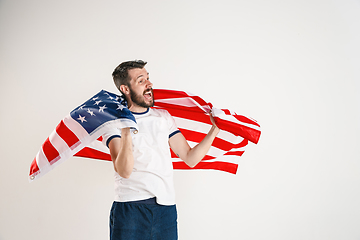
[103, 60, 219, 240]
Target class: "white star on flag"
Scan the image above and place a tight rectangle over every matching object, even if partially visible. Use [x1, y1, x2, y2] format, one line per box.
[77, 115, 87, 123]
[116, 104, 125, 111]
[87, 109, 96, 116]
[78, 105, 86, 110]
[99, 105, 107, 112]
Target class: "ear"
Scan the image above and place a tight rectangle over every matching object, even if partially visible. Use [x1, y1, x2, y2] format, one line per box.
[120, 85, 130, 95]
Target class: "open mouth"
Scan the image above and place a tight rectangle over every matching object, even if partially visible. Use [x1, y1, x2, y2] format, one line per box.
[143, 88, 153, 101]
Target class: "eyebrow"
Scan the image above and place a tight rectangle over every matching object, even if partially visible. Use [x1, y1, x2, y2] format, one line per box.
[136, 72, 149, 80]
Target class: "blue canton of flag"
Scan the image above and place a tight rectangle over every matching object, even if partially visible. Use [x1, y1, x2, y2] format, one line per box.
[70, 90, 136, 134]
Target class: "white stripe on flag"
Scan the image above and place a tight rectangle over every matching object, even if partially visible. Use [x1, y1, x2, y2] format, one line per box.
[62, 115, 89, 140]
[156, 97, 212, 113]
[156, 97, 199, 108]
[171, 155, 241, 165]
[36, 150, 49, 171]
[87, 140, 110, 154]
[173, 116, 243, 145]
[49, 130, 71, 157]
[212, 108, 261, 131]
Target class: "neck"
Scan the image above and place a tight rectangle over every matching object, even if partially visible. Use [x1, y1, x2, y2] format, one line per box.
[128, 103, 148, 113]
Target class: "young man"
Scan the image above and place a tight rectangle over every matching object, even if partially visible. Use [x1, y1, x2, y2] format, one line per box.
[103, 60, 219, 240]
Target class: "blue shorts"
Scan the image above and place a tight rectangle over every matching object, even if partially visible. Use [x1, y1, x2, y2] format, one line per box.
[109, 198, 178, 240]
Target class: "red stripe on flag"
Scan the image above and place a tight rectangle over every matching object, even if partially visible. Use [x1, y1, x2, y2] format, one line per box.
[222, 109, 231, 115]
[56, 120, 80, 148]
[155, 106, 211, 125]
[75, 147, 112, 161]
[29, 157, 40, 176]
[224, 151, 245, 156]
[153, 89, 187, 99]
[154, 102, 206, 114]
[233, 115, 260, 127]
[179, 128, 248, 151]
[42, 137, 59, 162]
[215, 118, 261, 144]
[178, 128, 206, 143]
[188, 95, 211, 108]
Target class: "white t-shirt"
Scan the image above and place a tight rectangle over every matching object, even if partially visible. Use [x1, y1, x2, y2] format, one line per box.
[102, 108, 180, 206]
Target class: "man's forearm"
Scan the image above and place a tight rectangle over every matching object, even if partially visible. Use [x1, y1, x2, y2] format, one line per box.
[185, 125, 220, 168]
[114, 128, 134, 178]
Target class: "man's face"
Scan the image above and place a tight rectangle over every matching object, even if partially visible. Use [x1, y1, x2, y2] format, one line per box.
[127, 67, 154, 109]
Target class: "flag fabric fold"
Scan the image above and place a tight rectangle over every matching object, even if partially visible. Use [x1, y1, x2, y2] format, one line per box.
[152, 89, 261, 174]
[29, 90, 138, 181]
[29, 89, 261, 181]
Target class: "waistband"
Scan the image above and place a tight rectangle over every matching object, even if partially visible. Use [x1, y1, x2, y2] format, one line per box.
[126, 197, 157, 205]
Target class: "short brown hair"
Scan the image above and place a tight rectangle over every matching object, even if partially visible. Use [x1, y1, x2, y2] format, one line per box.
[112, 60, 147, 92]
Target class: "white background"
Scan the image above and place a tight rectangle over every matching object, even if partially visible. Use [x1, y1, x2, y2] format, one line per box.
[1, 0, 360, 239]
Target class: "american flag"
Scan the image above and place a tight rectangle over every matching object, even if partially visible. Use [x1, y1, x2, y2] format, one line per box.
[29, 89, 260, 181]
[151, 89, 260, 174]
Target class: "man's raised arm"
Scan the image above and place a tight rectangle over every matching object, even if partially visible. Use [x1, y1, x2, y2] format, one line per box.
[169, 113, 220, 168]
[108, 128, 134, 178]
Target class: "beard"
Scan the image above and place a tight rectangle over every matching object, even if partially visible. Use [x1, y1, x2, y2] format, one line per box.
[129, 86, 154, 108]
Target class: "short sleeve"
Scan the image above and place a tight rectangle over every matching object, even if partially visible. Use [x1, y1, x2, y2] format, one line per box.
[102, 128, 121, 148]
[163, 110, 181, 138]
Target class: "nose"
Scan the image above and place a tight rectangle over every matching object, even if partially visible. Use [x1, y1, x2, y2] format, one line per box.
[146, 79, 153, 88]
